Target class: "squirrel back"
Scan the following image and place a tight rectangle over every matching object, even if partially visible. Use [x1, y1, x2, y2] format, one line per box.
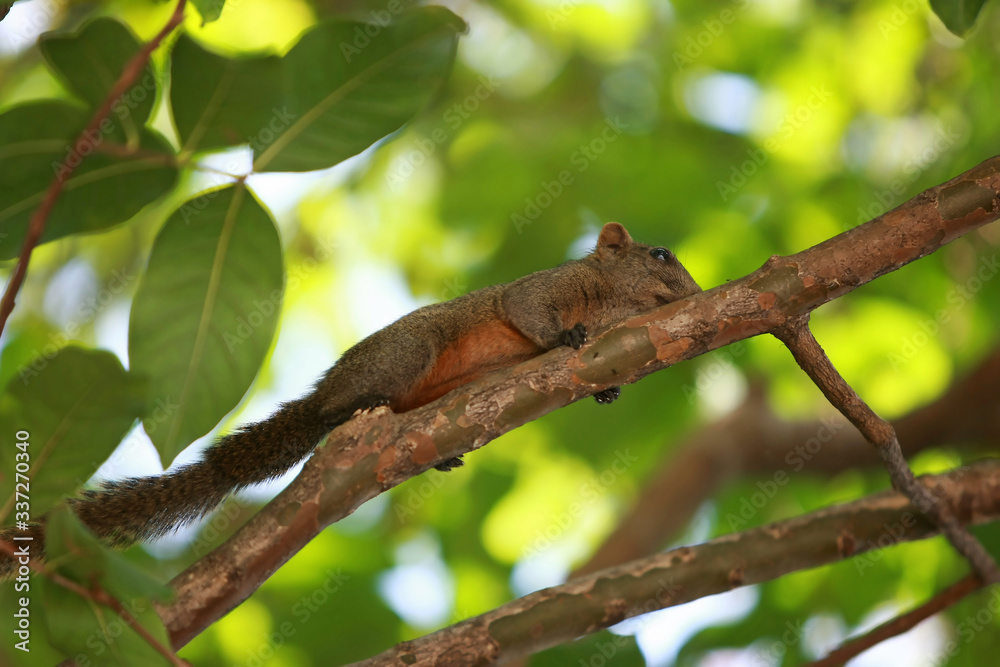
[0, 222, 700, 579]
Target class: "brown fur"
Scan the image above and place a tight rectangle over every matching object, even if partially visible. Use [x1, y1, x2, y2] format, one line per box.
[0, 223, 700, 579]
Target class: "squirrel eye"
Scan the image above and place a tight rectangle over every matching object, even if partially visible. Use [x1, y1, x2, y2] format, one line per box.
[650, 247, 671, 261]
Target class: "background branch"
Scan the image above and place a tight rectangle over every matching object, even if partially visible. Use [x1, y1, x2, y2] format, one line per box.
[806, 573, 983, 667]
[575, 343, 1000, 577]
[351, 461, 1000, 666]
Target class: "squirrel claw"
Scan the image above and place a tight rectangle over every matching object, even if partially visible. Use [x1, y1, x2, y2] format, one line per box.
[594, 386, 621, 404]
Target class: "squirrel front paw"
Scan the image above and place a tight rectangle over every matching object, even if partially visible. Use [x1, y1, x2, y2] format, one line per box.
[560, 323, 588, 349]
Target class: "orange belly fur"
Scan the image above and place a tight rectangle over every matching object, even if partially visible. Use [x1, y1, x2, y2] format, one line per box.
[394, 320, 542, 412]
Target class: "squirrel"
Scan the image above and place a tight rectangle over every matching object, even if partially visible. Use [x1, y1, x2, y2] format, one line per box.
[0, 222, 700, 580]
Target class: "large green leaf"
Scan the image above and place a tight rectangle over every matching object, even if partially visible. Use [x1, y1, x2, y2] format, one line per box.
[0, 100, 178, 260]
[41, 505, 172, 666]
[257, 7, 464, 171]
[168, 7, 464, 171]
[170, 33, 283, 156]
[0, 347, 146, 519]
[39, 17, 156, 135]
[129, 183, 284, 466]
[930, 0, 990, 36]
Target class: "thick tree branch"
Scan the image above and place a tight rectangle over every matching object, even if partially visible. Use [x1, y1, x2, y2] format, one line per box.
[153, 155, 1000, 648]
[0, 0, 187, 335]
[350, 461, 1000, 666]
[576, 345, 1000, 577]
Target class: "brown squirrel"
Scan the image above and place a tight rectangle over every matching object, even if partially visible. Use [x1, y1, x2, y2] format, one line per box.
[0, 222, 700, 579]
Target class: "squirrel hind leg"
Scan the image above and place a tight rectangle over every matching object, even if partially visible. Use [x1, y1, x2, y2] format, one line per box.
[434, 455, 464, 472]
[594, 386, 621, 404]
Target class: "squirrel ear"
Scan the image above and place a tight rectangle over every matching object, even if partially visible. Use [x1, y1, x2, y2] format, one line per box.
[597, 222, 633, 255]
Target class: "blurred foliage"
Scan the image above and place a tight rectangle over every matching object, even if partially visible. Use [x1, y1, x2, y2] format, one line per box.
[1, 0, 999, 665]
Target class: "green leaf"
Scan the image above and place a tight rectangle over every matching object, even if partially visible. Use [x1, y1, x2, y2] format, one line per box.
[41, 505, 172, 667]
[170, 33, 283, 156]
[168, 7, 464, 171]
[257, 6, 465, 171]
[0, 100, 178, 260]
[0, 347, 146, 518]
[129, 183, 284, 466]
[39, 17, 156, 134]
[191, 0, 226, 23]
[929, 0, 989, 36]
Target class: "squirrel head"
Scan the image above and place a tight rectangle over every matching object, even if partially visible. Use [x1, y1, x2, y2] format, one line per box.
[595, 222, 702, 307]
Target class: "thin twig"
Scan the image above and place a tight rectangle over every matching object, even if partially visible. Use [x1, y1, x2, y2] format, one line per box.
[0, 540, 189, 666]
[0, 0, 188, 335]
[772, 318, 1000, 584]
[805, 574, 983, 667]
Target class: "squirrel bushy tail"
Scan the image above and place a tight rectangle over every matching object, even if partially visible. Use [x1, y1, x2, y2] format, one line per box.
[0, 396, 329, 580]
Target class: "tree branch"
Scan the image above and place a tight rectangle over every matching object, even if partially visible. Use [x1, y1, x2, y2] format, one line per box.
[349, 461, 1000, 666]
[154, 155, 1000, 648]
[0, 0, 188, 335]
[575, 344, 1000, 577]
